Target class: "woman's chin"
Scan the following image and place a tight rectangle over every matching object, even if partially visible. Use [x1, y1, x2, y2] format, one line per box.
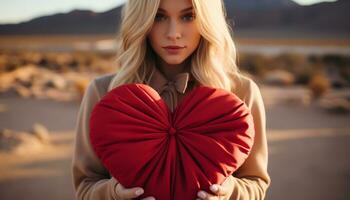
[162, 57, 186, 65]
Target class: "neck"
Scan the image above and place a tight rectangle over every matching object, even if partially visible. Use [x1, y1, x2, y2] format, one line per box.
[156, 57, 191, 81]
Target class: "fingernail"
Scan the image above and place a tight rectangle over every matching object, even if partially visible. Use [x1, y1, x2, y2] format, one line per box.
[197, 191, 207, 199]
[210, 184, 218, 192]
[135, 189, 144, 195]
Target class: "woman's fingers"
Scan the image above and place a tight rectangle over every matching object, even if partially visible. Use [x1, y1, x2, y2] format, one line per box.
[210, 184, 228, 196]
[197, 190, 218, 200]
[197, 185, 228, 200]
[141, 197, 156, 200]
[115, 183, 144, 199]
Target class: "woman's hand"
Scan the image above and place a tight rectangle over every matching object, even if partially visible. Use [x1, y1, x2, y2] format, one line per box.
[115, 182, 155, 200]
[196, 176, 234, 200]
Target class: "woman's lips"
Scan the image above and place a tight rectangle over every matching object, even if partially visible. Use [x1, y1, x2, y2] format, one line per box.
[163, 46, 185, 54]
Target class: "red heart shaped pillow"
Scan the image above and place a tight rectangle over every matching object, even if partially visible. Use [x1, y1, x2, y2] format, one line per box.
[89, 83, 255, 200]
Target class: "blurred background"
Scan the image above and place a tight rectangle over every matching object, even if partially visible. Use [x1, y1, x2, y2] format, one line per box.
[0, 0, 349, 200]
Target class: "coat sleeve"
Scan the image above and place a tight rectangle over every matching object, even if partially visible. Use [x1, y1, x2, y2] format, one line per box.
[71, 79, 120, 200]
[226, 78, 271, 200]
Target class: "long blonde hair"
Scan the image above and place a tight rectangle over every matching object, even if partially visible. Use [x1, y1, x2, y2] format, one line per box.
[107, 0, 242, 93]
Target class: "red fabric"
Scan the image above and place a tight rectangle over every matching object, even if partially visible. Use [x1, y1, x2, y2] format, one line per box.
[89, 83, 255, 200]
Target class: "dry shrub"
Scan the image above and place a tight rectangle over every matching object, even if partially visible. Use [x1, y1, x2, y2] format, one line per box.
[73, 77, 91, 99]
[308, 73, 331, 99]
[274, 53, 308, 70]
[238, 53, 272, 77]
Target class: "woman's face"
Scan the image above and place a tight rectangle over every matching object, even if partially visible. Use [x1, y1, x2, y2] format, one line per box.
[147, 0, 201, 65]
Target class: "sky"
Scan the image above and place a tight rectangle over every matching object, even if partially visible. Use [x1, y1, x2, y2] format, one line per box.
[0, 0, 338, 24]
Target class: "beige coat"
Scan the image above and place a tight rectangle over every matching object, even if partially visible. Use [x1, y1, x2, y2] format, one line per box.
[71, 67, 271, 199]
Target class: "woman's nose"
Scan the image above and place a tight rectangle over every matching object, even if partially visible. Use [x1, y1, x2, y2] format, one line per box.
[166, 19, 181, 40]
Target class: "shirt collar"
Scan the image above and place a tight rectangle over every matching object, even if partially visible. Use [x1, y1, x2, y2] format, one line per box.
[148, 67, 195, 94]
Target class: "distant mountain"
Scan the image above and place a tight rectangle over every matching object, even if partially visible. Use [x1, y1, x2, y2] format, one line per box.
[0, 0, 349, 37]
[224, 0, 298, 11]
[228, 0, 350, 31]
[0, 7, 123, 35]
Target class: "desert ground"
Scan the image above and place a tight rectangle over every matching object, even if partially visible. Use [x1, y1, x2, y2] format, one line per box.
[0, 84, 349, 200]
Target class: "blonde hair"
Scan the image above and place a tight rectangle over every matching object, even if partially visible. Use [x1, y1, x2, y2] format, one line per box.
[108, 0, 242, 93]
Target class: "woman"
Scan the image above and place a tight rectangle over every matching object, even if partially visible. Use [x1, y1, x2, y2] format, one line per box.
[71, 0, 271, 199]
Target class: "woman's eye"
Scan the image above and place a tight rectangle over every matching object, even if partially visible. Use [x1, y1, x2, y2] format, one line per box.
[154, 13, 195, 22]
[155, 14, 166, 22]
[182, 14, 195, 22]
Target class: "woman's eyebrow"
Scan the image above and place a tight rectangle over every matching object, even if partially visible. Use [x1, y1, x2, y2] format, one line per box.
[157, 6, 193, 13]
